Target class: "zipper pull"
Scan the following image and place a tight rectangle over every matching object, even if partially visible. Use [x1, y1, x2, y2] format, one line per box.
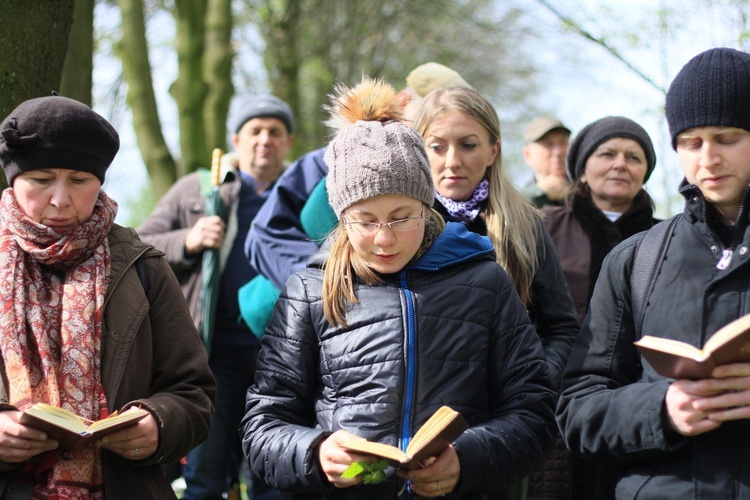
[717, 249, 734, 270]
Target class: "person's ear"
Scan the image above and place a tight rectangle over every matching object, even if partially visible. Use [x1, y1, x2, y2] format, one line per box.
[522, 144, 532, 163]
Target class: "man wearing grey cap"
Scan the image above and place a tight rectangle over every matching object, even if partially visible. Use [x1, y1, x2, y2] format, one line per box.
[521, 116, 572, 208]
[138, 95, 293, 500]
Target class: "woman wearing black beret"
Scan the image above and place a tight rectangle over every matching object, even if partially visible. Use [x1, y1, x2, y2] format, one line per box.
[0, 95, 215, 499]
[543, 116, 659, 324]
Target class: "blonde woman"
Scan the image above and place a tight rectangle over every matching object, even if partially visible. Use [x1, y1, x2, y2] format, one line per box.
[414, 87, 579, 388]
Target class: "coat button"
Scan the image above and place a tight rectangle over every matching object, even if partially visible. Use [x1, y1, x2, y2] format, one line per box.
[711, 245, 718, 253]
[741, 247, 748, 255]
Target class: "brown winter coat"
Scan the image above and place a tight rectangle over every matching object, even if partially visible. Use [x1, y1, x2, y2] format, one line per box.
[0, 225, 216, 499]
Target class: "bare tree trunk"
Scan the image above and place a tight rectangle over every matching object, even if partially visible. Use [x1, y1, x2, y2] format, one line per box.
[256, 0, 304, 156]
[0, 0, 75, 189]
[171, 0, 209, 175]
[61, 0, 94, 105]
[0, 1, 74, 115]
[204, 0, 234, 153]
[116, 0, 178, 201]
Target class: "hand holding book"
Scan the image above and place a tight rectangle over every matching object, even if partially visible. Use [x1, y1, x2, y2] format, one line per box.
[340, 406, 468, 471]
[19, 403, 149, 451]
[635, 312, 750, 380]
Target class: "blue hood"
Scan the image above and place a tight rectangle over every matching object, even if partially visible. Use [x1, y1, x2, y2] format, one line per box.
[409, 222, 494, 271]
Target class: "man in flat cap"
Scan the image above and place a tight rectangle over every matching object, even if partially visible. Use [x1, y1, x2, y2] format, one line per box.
[138, 95, 294, 500]
[521, 116, 572, 208]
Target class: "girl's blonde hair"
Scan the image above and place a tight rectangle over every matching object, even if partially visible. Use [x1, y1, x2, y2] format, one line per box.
[413, 86, 542, 305]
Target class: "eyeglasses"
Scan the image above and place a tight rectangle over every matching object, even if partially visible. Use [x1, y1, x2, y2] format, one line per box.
[343, 206, 425, 235]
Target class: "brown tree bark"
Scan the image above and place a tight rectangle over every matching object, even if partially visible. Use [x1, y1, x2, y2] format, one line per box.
[0, 0, 75, 189]
[204, 0, 234, 154]
[171, 0, 209, 175]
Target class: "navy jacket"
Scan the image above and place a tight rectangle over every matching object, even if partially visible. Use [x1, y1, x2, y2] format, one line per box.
[558, 182, 750, 498]
[245, 147, 327, 290]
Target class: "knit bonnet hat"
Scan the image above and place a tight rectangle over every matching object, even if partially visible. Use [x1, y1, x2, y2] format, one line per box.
[567, 116, 656, 183]
[666, 47, 750, 149]
[0, 95, 119, 186]
[324, 77, 434, 217]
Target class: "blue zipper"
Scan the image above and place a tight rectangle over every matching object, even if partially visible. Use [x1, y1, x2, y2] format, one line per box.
[399, 271, 417, 454]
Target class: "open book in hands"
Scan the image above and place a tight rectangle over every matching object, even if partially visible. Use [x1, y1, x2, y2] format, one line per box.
[340, 406, 469, 471]
[19, 403, 149, 451]
[635, 312, 750, 380]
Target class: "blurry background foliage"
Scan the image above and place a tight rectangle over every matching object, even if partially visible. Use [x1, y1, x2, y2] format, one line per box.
[0, 0, 748, 225]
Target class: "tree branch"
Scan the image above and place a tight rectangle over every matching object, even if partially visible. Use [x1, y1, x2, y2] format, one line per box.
[535, 0, 666, 95]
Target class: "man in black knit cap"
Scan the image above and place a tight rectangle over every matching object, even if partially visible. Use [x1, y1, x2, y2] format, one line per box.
[558, 47, 750, 498]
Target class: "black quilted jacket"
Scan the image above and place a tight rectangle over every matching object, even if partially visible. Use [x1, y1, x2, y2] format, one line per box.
[241, 223, 556, 498]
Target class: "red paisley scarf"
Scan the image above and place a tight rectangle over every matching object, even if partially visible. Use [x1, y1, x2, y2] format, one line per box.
[0, 188, 117, 499]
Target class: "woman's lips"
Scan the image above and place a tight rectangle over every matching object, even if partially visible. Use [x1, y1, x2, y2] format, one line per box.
[375, 254, 396, 262]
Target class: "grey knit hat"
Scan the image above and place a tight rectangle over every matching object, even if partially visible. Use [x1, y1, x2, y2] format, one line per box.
[666, 47, 750, 149]
[231, 95, 294, 134]
[324, 79, 434, 217]
[567, 116, 656, 183]
[0, 95, 119, 185]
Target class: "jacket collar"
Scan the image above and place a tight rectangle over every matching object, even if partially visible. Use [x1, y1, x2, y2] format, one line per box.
[308, 222, 494, 272]
[409, 222, 494, 271]
[679, 179, 750, 250]
[679, 178, 750, 226]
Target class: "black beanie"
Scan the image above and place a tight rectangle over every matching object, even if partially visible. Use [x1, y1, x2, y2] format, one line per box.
[0, 95, 119, 185]
[666, 47, 750, 149]
[567, 116, 656, 183]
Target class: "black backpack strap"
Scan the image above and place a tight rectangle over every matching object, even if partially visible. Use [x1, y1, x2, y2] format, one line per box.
[631, 215, 681, 336]
[135, 256, 150, 295]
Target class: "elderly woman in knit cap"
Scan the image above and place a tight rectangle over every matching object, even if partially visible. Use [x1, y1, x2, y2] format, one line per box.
[241, 77, 556, 498]
[539, 116, 657, 499]
[0, 95, 215, 499]
[543, 116, 659, 324]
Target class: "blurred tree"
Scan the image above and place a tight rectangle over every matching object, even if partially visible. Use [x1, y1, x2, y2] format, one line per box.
[203, 0, 234, 155]
[170, 0, 208, 176]
[61, 0, 95, 105]
[0, 0, 75, 189]
[117, 0, 178, 200]
[242, 0, 540, 158]
[111, 0, 542, 202]
[116, 0, 233, 201]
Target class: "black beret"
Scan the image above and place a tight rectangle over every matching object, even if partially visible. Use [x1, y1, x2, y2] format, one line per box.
[0, 95, 119, 185]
